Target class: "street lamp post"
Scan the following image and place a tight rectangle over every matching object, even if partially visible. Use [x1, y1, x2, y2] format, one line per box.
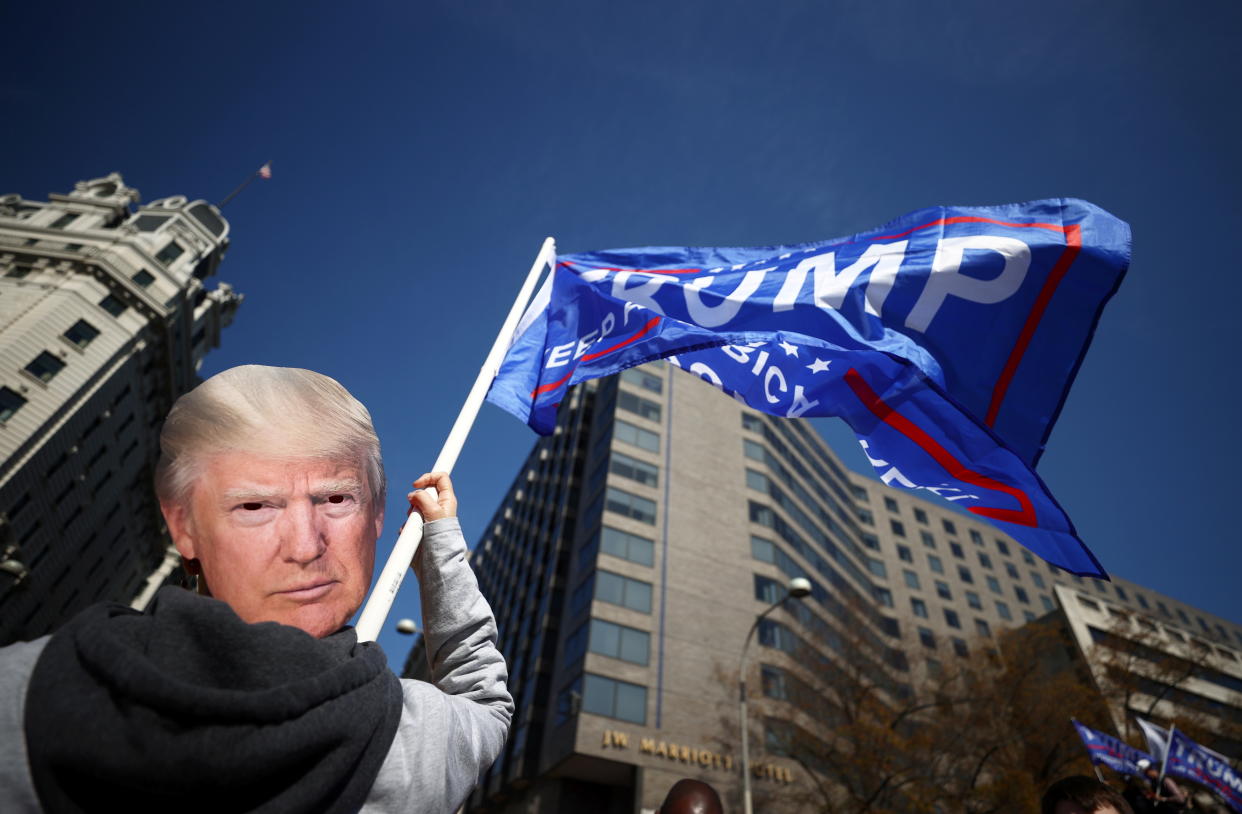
[739, 576, 811, 814]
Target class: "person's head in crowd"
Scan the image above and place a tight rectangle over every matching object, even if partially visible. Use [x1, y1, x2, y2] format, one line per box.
[655, 778, 723, 814]
[1041, 775, 1135, 814]
[156, 365, 385, 638]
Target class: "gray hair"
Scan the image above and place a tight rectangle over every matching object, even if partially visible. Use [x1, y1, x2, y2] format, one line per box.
[155, 365, 385, 510]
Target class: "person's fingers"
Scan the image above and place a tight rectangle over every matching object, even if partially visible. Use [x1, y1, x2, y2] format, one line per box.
[409, 472, 457, 518]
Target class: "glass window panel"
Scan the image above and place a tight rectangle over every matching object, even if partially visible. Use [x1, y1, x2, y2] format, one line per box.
[619, 628, 650, 665]
[25, 351, 66, 383]
[0, 387, 27, 422]
[582, 674, 615, 717]
[618, 390, 662, 422]
[590, 619, 621, 657]
[63, 319, 101, 349]
[99, 294, 128, 317]
[614, 680, 647, 724]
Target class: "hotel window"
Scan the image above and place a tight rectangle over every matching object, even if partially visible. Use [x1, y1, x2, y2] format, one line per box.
[743, 439, 765, 462]
[996, 601, 1012, 620]
[760, 665, 789, 700]
[1041, 595, 1055, 612]
[851, 484, 869, 501]
[618, 390, 662, 422]
[610, 451, 658, 488]
[942, 519, 957, 536]
[0, 387, 27, 422]
[754, 575, 783, 604]
[1015, 587, 1030, 605]
[897, 545, 912, 563]
[914, 508, 928, 524]
[911, 597, 928, 618]
[944, 609, 961, 629]
[966, 591, 982, 610]
[750, 536, 775, 564]
[741, 413, 763, 432]
[1005, 563, 1020, 580]
[975, 619, 991, 637]
[595, 570, 653, 613]
[857, 508, 875, 525]
[6, 265, 32, 278]
[1115, 586, 1128, 601]
[1031, 572, 1045, 589]
[987, 576, 1002, 595]
[928, 555, 944, 574]
[605, 487, 656, 525]
[758, 619, 799, 652]
[950, 542, 964, 559]
[63, 319, 101, 349]
[918, 627, 936, 649]
[935, 581, 951, 600]
[890, 520, 906, 537]
[1023, 611, 1036, 622]
[874, 587, 893, 608]
[978, 553, 993, 569]
[969, 530, 983, 546]
[958, 566, 973, 584]
[868, 559, 887, 579]
[920, 531, 936, 549]
[952, 638, 969, 658]
[903, 570, 920, 590]
[25, 351, 66, 383]
[860, 532, 880, 550]
[99, 294, 128, 317]
[600, 526, 654, 567]
[620, 367, 663, 394]
[615, 419, 659, 452]
[995, 539, 1010, 556]
[131, 269, 155, 288]
[1078, 596, 1100, 611]
[155, 240, 184, 265]
[589, 619, 650, 666]
[884, 497, 899, 513]
[1136, 594, 1150, 610]
[1022, 549, 1035, 565]
[582, 674, 647, 725]
[50, 213, 77, 228]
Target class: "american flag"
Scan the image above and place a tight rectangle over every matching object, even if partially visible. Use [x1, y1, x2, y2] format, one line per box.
[257, 162, 272, 179]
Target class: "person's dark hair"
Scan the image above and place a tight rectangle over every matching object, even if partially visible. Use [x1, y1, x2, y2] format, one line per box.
[657, 779, 723, 814]
[1041, 775, 1134, 814]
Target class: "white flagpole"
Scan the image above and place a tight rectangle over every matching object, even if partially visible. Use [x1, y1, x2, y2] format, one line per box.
[355, 237, 557, 643]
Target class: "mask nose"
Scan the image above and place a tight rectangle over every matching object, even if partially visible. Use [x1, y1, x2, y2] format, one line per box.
[281, 500, 326, 565]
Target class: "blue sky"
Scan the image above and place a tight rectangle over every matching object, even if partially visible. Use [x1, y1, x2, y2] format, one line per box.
[4, 1, 1240, 665]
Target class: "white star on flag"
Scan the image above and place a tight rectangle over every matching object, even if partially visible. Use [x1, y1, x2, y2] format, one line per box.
[778, 340, 799, 357]
[807, 358, 832, 373]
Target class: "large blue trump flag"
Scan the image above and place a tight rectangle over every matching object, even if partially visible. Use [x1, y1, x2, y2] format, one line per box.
[1071, 719, 1153, 777]
[486, 199, 1130, 576]
[1165, 728, 1242, 811]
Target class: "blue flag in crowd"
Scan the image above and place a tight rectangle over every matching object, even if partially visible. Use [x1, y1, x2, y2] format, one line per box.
[486, 199, 1130, 576]
[1165, 728, 1242, 812]
[1071, 719, 1153, 777]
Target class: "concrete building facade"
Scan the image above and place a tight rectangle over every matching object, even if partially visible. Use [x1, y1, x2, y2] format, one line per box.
[0, 174, 241, 644]
[404, 362, 1242, 812]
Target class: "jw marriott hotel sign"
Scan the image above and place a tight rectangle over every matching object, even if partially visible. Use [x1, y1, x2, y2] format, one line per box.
[601, 729, 795, 784]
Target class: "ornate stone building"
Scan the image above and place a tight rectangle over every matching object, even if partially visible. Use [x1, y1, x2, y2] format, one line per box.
[0, 174, 241, 644]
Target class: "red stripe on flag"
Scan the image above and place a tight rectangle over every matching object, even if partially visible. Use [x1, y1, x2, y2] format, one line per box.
[844, 368, 1038, 527]
[985, 224, 1082, 427]
[558, 261, 703, 275]
[529, 317, 662, 399]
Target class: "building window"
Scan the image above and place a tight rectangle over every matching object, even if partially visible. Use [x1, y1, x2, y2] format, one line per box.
[615, 419, 659, 453]
[913, 508, 928, 524]
[1078, 595, 1100, 612]
[1136, 594, 1150, 610]
[1006, 563, 1020, 580]
[867, 558, 887, 579]
[996, 601, 1012, 620]
[952, 638, 969, 658]
[987, 576, 1002, 595]
[1031, 571, 1045, 589]
[950, 542, 964, 559]
[50, 213, 77, 229]
[996, 539, 1011, 556]
[99, 294, 128, 317]
[884, 496, 899, 513]
[743, 439, 765, 462]
[595, 570, 653, 613]
[860, 532, 880, 550]
[754, 574, 783, 604]
[741, 413, 763, 432]
[897, 545, 912, 563]
[935, 581, 952, 600]
[605, 486, 656, 525]
[620, 366, 663, 394]
[760, 665, 789, 700]
[944, 609, 961, 629]
[758, 619, 799, 652]
[904, 570, 920, 590]
[975, 619, 991, 637]
[1022, 549, 1036, 565]
[919, 627, 936, 649]
[1041, 595, 1055, 612]
[155, 240, 185, 265]
[25, 351, 66, 383]
[0, 387, 27, 422]
[873, 587, 893, 608]
[63, 319, 101, 349]
[857, 508, 875, 525]
[966, 591, 982, 610]
[589, 619, 650, 665]
[957, 565, 973, 584]
[600, 526, 654, 567]
[969, 530, 983, 546]
[750, 535, 775, 564]
[978, 553, 992, 569]
[928, 555, 943, 574]
[942, 519, 957, 536]
[920, 531, 936, 549]
[610, 451, 658, 488]
[582, 674, 647, 725]
[618, 390, 662, 422]
[5, 266, 32, 279]
[890, 519, 906, 537]
[911, 597, 928, 618]
[1015, 587, 1030, 605]
[1115, 586, 1129, 602]
[131, 269, 155, 288]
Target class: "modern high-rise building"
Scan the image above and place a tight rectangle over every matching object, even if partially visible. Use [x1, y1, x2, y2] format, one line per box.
[0, 174, 241, 644]
[403, 362, 1242, 812]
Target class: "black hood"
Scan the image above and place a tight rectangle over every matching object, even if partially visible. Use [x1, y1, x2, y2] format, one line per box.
[24, 586, 402, 814]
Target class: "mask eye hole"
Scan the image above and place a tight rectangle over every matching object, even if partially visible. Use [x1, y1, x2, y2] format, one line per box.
[241, 502, 264, 511]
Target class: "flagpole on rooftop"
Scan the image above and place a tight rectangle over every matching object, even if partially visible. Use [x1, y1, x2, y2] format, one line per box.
[354, 237, 557, 643]
[217, 161, 272, 208]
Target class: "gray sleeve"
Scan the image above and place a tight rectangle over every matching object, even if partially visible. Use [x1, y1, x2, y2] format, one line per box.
[364, 517, 512, 814]
[0, 637, 50, 812]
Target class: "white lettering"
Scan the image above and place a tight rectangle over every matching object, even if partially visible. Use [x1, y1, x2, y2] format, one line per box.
[905, 235, 1031, 332]
[613, 272, 668, 317]
[684, 269, 770, 327]
[689, 362, 723, 387]
[764, 366, 787, 404]
[623, 301, 646, 326]
[546, 341, 575, 368]
[785, 385, 820, 419]
[574, 330, 600, 358]
[778, 242, 908, 316]
[599, 312, 616, 338]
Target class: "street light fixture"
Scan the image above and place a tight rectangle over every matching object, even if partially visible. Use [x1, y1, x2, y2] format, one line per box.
[739, 576, 811, 814]
[395, 618, 418, 635]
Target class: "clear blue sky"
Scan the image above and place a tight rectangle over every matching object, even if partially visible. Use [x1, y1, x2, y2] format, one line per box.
[4, 1, 1239, 666]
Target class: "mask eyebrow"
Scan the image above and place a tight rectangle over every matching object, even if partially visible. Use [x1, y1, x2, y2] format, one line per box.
[220, 486, 284, 504]
[312, 478, 366, 500]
